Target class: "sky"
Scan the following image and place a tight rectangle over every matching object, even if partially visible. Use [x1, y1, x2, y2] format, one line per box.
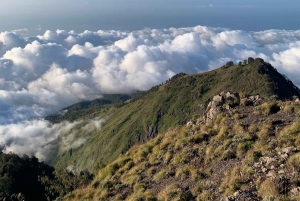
[1, 0, 300, 162]
[1, 0, 300, 35]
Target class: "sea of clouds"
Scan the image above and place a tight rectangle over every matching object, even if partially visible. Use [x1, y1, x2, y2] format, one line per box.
[1, 25, 300, 161]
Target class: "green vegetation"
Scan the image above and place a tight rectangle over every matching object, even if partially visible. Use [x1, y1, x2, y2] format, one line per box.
[45, 94, 132, 123]
[65, 98, 300, 200]
[0, 152, 93, 201]
[52, 58, 300, 174]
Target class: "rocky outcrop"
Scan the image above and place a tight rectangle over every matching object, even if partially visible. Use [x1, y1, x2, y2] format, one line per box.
[205, 94, 224, 121]
[203, 92, 265, 123]
[204, 91, 239, 122]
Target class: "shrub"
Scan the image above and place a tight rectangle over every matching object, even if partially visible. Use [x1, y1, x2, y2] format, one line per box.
[287, 153, 300, 171]
[121, 174, 140, 186]
[196, 190, 215, 201]
[259, 178, 278, 199]
[153, 169, 169, 181]
[146, 167, 157, 177]
[221, 149, 236, 160]
[158, 183, 181, 200]
[255, 102, 280, 115]
[257, 124, 272, 140]
[237, 141, 254, 157]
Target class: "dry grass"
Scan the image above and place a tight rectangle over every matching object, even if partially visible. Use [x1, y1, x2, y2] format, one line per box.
[66, 98, 300, 201]
[258, 178, 278, 199]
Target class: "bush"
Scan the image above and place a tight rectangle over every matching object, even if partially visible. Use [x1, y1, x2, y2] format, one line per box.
[255, 103, 280, 115]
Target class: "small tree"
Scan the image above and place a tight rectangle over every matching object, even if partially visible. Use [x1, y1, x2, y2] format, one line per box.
[243, 60, 247, 65]
[225, 61, 234, 67]
[238, 61, 242, 67]
[248, 57, 254, 64]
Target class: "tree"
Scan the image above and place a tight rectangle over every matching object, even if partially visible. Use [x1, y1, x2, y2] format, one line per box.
[225, 61, 234, 67]
[248, 57, 254, 64]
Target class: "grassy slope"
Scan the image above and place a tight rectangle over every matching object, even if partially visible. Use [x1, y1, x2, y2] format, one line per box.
[53, 59, 300, 173]
[65, 100, 300, 201]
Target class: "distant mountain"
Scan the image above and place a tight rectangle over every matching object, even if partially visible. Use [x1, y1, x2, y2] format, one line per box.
[52, 58, 300, 173]
[45, 94, 132, 123]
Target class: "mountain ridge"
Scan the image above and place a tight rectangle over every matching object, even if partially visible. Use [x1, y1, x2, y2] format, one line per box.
[52, 58, 300, 174]
[65, 90, 300, 200]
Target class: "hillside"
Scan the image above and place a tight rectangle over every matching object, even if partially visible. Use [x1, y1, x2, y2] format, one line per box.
[52, 58, 300, 173]
[65, 93, 300, 200]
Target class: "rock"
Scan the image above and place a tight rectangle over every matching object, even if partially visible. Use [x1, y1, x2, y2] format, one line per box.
[253, 162, 261, 168]
[221, 190, 260, 201]
[204, 95, 224, 121]
[261, 156, 277, 166]
[248, 95, 263, 106]
[226, 92, 238, 101]
[213, 95, 223, 103]
[295, 98, 300, 103]
[262, 167, 267, 173]
[249, 95, 260, 101]
[207, 101, 212, 108]
[290, 187, 300, 195]
[282, 147, 297, 154]
[267, 171, 276, 177]
[226, 104, 232, 110]
[186, 121, 193, 127]
[280, 153, 289, 160]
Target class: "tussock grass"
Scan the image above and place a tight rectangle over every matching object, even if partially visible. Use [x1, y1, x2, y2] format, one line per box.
[153, 169, 169, 181]
[65, 87, 300, 201]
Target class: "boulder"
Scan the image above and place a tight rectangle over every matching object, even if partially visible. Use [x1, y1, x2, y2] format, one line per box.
[204, 94, 224, 121]
[213, 95, 223, 104]
[226, 91, 238, 101]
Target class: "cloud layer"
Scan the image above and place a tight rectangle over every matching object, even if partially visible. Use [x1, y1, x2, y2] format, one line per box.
[0, 117, 106, 163]
[0, 26, 300, 161]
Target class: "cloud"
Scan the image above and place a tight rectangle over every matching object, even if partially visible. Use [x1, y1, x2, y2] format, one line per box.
[11, 28, 29, 32]
[0, 32, 26, 56]
[0, 117, 106, 163]
[0, 25, 300, 162]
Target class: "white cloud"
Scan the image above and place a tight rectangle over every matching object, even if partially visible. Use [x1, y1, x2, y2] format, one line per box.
[0, 117, 106, 163]
[0, 25, 300, 162]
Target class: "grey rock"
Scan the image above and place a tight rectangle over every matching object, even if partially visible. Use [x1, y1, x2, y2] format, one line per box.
[213, 95, 223, 103]
[226, 104, 232, 110]
[282, 147, 297, 154]
[280, 153, 289, 160]
[290, 187, 300, 195]
[221, 190, 260, 201]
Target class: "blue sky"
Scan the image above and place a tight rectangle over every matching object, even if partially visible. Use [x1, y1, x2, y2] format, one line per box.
[1, 0, 300, 35]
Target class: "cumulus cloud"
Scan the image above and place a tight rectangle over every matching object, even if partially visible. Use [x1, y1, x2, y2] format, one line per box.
[0, 25, 300, 162]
